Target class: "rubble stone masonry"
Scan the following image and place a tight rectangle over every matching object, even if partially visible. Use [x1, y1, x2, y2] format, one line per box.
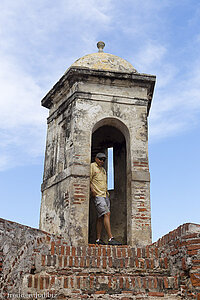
[1, 218, 200, 299]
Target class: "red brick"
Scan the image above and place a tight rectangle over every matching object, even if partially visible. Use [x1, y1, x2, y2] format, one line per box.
[61, 245, 64, 255]
[183, 238, 200, 246]
[174, 276, 178, 289]
[80, 257, 85, 267]
[51, 242, 55, 255]
[65, 246, 70, 256]
[137, 277, 142, 288]
[87, 246, 91, 256]
[137, 248, 141, 257]
[64, 256, 67, 267]
[146, 259, 150, 269]
[82, 276, 87, 288]
[98, 247, 101, 256]
[94, 291, 106, 294]
[117, 248, 122, 257]
[45, 276, 49, 289]
[187, 250, 198, 255]
[164, 257, 168, 269]
[150, 259, 154, 269]
[41, 255, 45, 266]
[138, 208, 147, 212]
[155, 247, 158, 258]
[148, 277, 152, 289]
[86, 257, 90, 267]
[140, 259, 145, 269]
[108, 257, 112, 267]
[193, 259, 200, 264]
[146, 246, 150, 258]
[90, 276, 94, 288]
[119, 277, 124, 288]
[103, 258, 107, 268]
[34, 275, 38, 288]
[40, 276, 44, 290]
[154, 277, 158, 288]
[143, 277, 147, 289]
[77, 276, 80, 289]
[135, 258, 139, 267]
[164, 277, 168, 288]
[127, 248, 132, 257]
[107, 247, 111, 256]
[190, 273, 200, 287]
[125, 258, 128, 268]
[70, 277, 74, 288]
[50, 276, 55, 286]
[187, 244, 200, 251]
[58, 255, 62, 267]
[69, 256, 73, 267]
[182, 257, 186, 270]
[170, 249, 179, 256]
[102, 247, 106, 256]
[120, 259, 124, 268]
[91, 246, 96, 256]
[72, 246, 76, 256]
[28, 275, 32, 288]
[121, 248, 125, 257]
[108, 276, 112, 288]
[131, 277, 135, 287]
[148, 292, 164, 297]
[192, 266, 200, 270]
[112, 247, 117, 257]
[75, 256, 79, 267]
[97, 257, 100, 267]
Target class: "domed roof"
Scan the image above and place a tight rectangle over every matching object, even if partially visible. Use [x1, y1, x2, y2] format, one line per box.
[70, 41, 137, 73]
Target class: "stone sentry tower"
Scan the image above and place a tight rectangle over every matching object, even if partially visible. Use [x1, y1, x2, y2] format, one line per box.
[39, 42, 156, 247]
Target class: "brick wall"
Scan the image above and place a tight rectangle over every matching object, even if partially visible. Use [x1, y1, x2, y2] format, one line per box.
[0, 218, 200, 299]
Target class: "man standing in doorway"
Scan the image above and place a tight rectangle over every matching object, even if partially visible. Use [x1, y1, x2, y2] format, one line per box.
[90, 152, 121, 245]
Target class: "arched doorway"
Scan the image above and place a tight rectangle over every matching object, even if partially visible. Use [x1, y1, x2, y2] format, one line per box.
[89, 119, 129, 245]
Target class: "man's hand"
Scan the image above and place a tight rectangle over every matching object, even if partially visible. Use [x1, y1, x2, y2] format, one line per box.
[90, 184, 97, 197]
[92, 190, 97, 197]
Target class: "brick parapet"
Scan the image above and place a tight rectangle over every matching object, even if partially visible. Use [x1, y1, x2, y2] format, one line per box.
[148, 223, 200, 298]
[0, 218, 200, 299]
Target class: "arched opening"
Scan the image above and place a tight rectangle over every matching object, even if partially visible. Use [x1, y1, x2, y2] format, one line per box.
[89, 119, 129, 245]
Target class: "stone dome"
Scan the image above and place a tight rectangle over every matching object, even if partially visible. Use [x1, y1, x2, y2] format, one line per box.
[70, 41, 138, 73]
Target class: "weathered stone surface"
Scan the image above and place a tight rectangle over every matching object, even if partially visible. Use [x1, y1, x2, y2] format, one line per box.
[1, 218, 200, 299]
[70, 52, 138, 73]
[40, 46, 156, 247]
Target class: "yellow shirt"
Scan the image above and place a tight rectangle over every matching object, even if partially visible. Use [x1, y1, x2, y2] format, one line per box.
[90, 162, 108, 197]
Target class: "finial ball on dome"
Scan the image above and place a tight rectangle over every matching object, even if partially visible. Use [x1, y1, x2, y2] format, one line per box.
[97, 41, 105, 53]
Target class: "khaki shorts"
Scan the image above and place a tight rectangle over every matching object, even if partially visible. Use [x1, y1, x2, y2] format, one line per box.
[94, 196, 110, 218]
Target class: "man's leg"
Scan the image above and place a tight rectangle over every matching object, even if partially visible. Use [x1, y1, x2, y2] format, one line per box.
[103, 212, 112, 239]
[96, 216, 103, 240]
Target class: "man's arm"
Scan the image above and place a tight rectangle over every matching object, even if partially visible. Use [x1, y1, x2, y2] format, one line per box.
[90, 163, 96, 197]
[90, 183, 97, 197]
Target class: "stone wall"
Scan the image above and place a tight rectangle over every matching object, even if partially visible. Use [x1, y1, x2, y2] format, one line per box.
[1, 218, 200, 299]
[40, 67, 154, 247]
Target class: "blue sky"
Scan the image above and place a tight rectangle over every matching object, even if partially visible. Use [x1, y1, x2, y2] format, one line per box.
[0, 0, 200, 242]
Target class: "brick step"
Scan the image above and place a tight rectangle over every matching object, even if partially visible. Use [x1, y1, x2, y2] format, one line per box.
[25, 274, 179, 295]
[50, 243, 163, 259]
[39, 254, 169, 272]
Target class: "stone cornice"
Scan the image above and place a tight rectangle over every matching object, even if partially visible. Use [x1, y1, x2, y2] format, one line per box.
[41, 67, 156, 115]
